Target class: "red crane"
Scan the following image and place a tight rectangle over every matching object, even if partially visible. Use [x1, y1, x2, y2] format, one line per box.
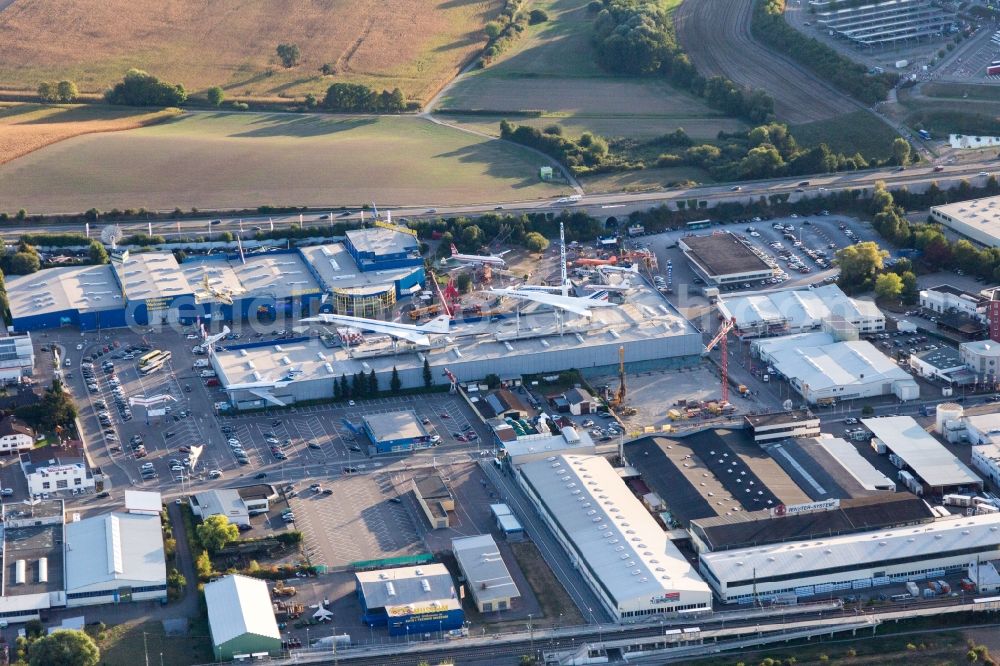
[704, 317, 737, 404]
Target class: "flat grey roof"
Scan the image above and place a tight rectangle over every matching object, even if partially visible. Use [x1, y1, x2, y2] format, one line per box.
[299, 244, 419, 294]
[863, 416, 982, 488]
[1, 523, 64, 596]
[230, 252, 322, 300]
[452, 534, 520, 605]
[414, 474, 451, 501]
[913, 346, 964, 370]
[681, 233, 772, 277]
[363, 410, 426, 443]
[355, 563, 459, 611]
[216, 284, 699, 389]
[112, 251, 192, 301]
[346, 227, 418, 257]
[7, 264, 121, 318]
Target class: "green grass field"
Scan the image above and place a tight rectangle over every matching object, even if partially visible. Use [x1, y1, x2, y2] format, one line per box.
[92, 620, 214, 666]
[436, 0, 741, 144]
[790, 111, 901, 161]
[0, 112, 569, 214]
[579, 166, 713, 194]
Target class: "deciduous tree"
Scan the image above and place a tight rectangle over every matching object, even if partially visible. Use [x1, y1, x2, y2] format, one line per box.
[196, 515, 239, 553]
[28, 630, 99, 666]
[276, 43, 301, 68]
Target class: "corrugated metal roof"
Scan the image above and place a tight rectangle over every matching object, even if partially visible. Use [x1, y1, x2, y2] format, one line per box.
[702, 512, 1000, 585]
[64, 513, 165, 592]
[863, 416, 982, 488]
[205, 575, 280, 646]
[519, 454, 710, 606]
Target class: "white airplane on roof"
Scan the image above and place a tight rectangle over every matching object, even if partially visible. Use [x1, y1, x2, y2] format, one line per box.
[490, 287, 617, 317]
[300, 313, 450, 346]
[449, 244, 509, 268]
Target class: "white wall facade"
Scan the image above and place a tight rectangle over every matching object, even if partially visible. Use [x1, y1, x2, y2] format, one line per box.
[920, 288, 986, 321]
[26, 463, 93, 496]
[909, 355, 966, 382]
[972, 444, 1000, 487]
[0, 433, 33, 453]
[961, 341, 1000, 379]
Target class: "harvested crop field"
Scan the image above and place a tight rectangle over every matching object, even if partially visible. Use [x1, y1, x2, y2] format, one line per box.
[437, 0, 742, 141]
[0, 112, 567, 214]
[0, 103, 179, 165]
[0, 0, 499, 103]
[674, 0, 856, 123]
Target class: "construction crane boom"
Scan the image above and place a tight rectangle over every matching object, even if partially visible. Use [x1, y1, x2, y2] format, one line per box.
[613, 345, 626, 407]
[703, 317, 737, 405]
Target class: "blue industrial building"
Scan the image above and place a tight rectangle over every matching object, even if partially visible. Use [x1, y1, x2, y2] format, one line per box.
[344, 224, 423, 272]
[362, 410, 432, 454]
[355, 564, 464, 637]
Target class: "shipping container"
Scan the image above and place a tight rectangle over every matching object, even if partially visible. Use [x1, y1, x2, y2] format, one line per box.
[906, 581, 920, 596]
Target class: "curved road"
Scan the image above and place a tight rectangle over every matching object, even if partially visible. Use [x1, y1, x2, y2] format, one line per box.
[674, 0, 858, 123]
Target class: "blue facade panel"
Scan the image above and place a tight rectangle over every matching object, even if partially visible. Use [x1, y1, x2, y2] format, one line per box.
[395, 268, 425, 297]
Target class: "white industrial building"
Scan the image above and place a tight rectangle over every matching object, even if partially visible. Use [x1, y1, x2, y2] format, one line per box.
[517, 454, 712, 620]
[961, 340, 1000, 380]
[499, 428, 596, 465]
[452, 534, 520, 613]
[0, 334, 35, 382]
[909, 346, 968, 383]
[863, 416, 982, 494]
[123, 491, 162, 516]
[718, 285, 884, 338]
[64, 512, 167, 607]
[966, 413, 1000, 447]
[931, 196, 1000, 248]
[812, 0, 953, 48]
[744, 411, 821, 443]
[753, 332, 919, 404]
[213, 284, 703, 410]
[190, 487, 273, 527]
[971, 443, 1000, 488]
[920, 284, 987, 322]
[700, 512, 1000, 604]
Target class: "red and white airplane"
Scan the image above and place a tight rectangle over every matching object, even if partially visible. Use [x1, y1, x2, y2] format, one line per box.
[449, 244, 509, 268]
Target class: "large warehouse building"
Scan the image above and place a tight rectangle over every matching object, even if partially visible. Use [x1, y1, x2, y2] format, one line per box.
[718, 285, 884, 338]
[6, 227, 423, 331]
[214, 284, 703, 409]
[931, 196, 1000, 248]
[753, 332, 919, 404]
[700, 512, 1000, 604]
[517, 454, 712, 620]
[813, 0, 953, 48]
[679, 233, 775, 286]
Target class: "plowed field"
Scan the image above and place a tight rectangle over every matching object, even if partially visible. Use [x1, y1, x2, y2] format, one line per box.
[674, 0, 856, 123]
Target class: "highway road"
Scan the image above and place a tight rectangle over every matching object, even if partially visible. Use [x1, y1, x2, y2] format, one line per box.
[10, 160, 1000, 242]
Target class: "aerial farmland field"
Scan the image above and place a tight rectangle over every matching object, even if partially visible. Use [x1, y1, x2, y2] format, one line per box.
[436, 0, 743, 191]
[0, 112, 568, 214]
[0, 103, 180, 166]
[0, 0, 500, 103]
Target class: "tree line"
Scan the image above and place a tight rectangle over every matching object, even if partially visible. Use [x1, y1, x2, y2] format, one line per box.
[322, 83, 406, 113]
[500, 115, 909, 181]
[590, 0, 775, 123]
[752, 0, 897, 105]
[105, 69, 187, 107]
[499, 121, 614, 175]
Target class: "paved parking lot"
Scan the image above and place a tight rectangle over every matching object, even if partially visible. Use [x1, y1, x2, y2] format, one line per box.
[290, 473, 422, 568]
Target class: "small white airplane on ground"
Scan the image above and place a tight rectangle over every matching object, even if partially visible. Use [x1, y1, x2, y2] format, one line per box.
[300, 313, 450, 346]
[449, 244, 509, 268]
